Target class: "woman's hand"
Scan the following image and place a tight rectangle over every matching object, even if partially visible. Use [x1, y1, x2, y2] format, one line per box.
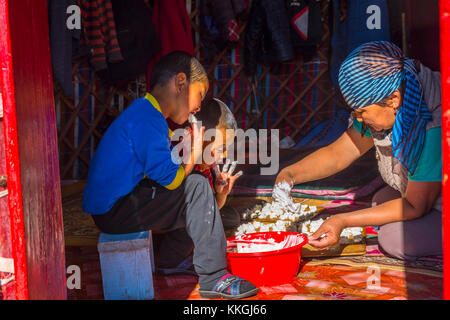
[307, 216, 346, 250]
[274, 168, 295, 187]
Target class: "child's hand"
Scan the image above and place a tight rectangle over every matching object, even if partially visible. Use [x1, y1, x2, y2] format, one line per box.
[213, 160, 243, 195]
[175, 127, 192, 155]
[191, 121, 205, 165]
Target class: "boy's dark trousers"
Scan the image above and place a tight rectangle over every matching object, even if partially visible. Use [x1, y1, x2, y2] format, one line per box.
[91, 173, 228, 286]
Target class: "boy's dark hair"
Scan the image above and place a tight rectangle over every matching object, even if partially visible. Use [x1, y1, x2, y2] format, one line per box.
[149, 51, 208, 90]
[196, 98, 238, 131]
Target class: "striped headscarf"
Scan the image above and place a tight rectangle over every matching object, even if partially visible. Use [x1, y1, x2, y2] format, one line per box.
[338, 41, 432, 174]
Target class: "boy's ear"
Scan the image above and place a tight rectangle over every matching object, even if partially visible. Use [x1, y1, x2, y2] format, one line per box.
[175, 72, 188, 92]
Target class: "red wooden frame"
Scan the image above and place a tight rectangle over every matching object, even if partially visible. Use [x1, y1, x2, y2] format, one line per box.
[440, 0, 450, 301]
[0, 0, 66, 299]
[0, 0, 448, 301]
[0, 0, 28, 300]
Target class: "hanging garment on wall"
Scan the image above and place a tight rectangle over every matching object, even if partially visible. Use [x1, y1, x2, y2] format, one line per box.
[330, 0, 390, 87]
[79, 0, 124, 72]
[146, 0, 195, 91]
[285, 0, 323, 62]
[295, 108, 350, 148]
[199, 0, 248, 61]
[244, 0, 294, 76]
[48, 0, 80, 96]
[98, 0, 160, 85]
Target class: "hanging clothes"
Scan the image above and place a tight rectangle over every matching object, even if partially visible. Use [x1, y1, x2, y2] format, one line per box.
[330, 0, 390, 87]
[79, 0, 124, 72]
[146, 0, 195, 91]
[48, 0, 80, 96]
[285, 0, 323, 62]
[98, 0, 160, 85]
[244, 0, 294, 76]
[199, 0, 248, 62]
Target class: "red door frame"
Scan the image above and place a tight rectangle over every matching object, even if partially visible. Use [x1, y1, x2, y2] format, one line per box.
[0, 0, 28, 300]
[0, 0, 449, 301]
[440, 0, 450, 301]
[0, 0, 66, 299]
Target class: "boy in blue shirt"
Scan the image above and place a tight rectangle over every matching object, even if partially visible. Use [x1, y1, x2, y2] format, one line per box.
[82, 51, 258, 299]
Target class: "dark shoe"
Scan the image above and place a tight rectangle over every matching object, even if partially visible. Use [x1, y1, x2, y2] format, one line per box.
[199, 273, 259, 299]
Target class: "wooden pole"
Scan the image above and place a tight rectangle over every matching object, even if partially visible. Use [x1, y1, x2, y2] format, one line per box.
[0, 0, 28, 300]
[440, 0, 450, 301]
[0, 0, 66, 299]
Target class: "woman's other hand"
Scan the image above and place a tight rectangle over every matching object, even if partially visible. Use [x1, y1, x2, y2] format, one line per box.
[307, 216, 346, 250]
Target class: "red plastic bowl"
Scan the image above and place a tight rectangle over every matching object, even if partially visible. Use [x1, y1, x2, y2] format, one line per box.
[226, 231, 308, 287]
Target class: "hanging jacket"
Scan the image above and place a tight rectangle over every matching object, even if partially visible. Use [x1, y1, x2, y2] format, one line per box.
[48, 0, 79, 96]
[285, 0, 323, 62]
[199, 0, 247, 61]
[146, 0, 195, 91]
[99, 0, 160, 85]
[79, 0, 124, 71]
[244, 0, 294, 76]
[330, 0, 390, 87]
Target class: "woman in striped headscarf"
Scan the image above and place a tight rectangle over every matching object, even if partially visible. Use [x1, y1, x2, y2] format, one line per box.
[275, 41, 442, 260]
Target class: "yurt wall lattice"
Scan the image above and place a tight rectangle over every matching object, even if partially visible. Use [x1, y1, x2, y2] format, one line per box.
[55, 0, 345, 180]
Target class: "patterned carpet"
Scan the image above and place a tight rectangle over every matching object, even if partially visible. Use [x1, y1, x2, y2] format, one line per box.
[62, 181, 99, 246]
[2, 182, 442, 300]
[60, 189, 442, 300]
[64, 245, 443, 300]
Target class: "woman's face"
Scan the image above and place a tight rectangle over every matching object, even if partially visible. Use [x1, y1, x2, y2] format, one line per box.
[353, 104, 396, 131]
[352, 90, 401, 132]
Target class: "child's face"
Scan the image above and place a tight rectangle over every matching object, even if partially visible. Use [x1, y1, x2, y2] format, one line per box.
[172, 77, 209, 124]
[200, 127, 235, 169]
[188, 81, 209, 115]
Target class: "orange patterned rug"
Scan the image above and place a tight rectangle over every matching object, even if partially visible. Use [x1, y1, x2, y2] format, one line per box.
[58, 182, 442, 301]
[155, 261, 442, 300]
[63, 246, 442, 301]
[152, 267, 442, 300]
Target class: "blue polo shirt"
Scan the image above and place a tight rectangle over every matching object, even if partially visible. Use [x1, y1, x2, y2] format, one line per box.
[82, 93, 185, 214]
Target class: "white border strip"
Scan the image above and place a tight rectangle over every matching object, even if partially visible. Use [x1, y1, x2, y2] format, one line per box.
[0, 257, 14, 273]
[0, 189, 8, 198]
